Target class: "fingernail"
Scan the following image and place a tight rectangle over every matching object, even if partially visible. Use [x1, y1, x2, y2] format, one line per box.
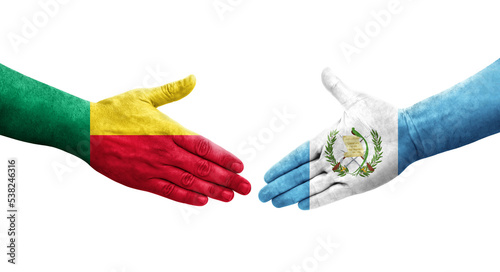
[196, 195, 208, 206]
[221, 190, 234, 202]
[298, 200, 310, 210]
[237, 182, 251, 195]
[231, 162, 244, 173]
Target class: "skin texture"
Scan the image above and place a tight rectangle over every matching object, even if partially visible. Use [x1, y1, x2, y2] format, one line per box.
[90, 76, 198, 136]
[0, 64, 90, 162]
[260, 59, 500, 210]
[399, 58, 500, 172]
[259, 68, 398, 210]
[91, 135, 250, 205]
[90, 75, 251, 205]
[0, 64, 251, 206]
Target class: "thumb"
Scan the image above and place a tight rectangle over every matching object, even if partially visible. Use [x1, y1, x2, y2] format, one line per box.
[144, 74, 196, 107]
[321, 68, 358, 106]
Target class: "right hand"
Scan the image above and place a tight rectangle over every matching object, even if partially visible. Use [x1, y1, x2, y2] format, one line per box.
[90, 75, 251, 206]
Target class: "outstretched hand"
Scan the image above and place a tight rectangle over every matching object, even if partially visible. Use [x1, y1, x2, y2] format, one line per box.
[259, 68, 398, 210]
[90, 75, 251, 206]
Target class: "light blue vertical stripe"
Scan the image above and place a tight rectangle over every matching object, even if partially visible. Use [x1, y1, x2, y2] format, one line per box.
[259, 141, 310, 209]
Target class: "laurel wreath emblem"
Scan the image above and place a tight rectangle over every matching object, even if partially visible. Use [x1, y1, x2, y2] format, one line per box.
[324, 129, 383, 177]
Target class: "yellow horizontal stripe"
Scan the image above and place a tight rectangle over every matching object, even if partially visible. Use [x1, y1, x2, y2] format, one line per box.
[90, 89, 196, 136]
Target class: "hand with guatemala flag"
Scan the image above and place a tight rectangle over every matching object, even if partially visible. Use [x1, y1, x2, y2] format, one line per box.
[0, 64, 251, 206]
[259, 59, 500, 210]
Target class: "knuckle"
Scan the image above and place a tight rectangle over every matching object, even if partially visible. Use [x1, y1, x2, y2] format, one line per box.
[335, 184, 353, 199]
[195, 160, 211, 177]
[195, 138, 211, 157]
[180, 172, 195, 188]
[159, 183, 175, 197]
[167, 150, 182, 165]
[219, 155, 232, 169]
[207, 184, 216, 196]
[161, 83, 173, 98]
[224, 173, 235, 188]
[321, 160, 331, 172]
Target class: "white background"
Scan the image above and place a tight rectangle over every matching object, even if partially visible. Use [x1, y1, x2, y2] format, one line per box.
[1, 0, 500, 271]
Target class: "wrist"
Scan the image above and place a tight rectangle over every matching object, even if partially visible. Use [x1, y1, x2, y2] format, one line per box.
[397, 108, 420, 174]
[54, 95, 91, 164]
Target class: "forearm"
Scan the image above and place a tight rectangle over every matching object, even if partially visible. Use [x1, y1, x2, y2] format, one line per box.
[0, 64, 90, 163]
[398, 58, 500, 173]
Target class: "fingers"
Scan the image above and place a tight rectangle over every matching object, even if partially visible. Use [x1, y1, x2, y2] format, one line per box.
[158, 165, 235, 202]
[147, 178, 208, 206]
[260, 154, 327, 203]
[298, 183, 352, 210]
[259, 162, 310, 203]
[271, 180, 310, 208]
[173, 135, 244, 173]
[271, 173, 330, 208]
[321, 68, 358, 106]
[308, 172, 338, 196]
[173, 150, 251, 195]
[264, 142, 310, 183]
[264, 138, 328, 184]
[143, 74, 196, 107]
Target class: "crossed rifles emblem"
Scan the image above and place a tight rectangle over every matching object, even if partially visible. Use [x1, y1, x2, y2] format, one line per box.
[326, 127, 382, 177]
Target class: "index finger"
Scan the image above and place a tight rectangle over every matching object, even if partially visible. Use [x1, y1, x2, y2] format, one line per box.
[173, 135, 244, 173]
[264, 142, 310, 183]
[259, 162, 310, 203]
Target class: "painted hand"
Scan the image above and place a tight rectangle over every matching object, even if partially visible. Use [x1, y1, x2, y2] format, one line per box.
[259, 68, 398, 210]
[90, 75, 251, 206]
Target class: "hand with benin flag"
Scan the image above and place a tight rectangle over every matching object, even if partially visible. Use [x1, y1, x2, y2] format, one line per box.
[259, 59, 500, 210]
[89, 75, 251, 205]
[0, 64, 251, 206]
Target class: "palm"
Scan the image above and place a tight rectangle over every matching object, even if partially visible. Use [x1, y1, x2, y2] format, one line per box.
[259, 68, 398, 210]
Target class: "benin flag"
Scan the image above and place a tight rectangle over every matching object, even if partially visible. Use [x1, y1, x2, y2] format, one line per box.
[0, 63, 250, 206]
[88, 75, 251, 205]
